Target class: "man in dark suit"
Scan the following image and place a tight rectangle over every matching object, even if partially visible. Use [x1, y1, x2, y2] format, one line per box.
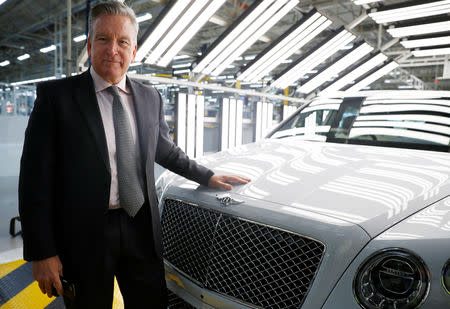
[18, 1, 249, 308]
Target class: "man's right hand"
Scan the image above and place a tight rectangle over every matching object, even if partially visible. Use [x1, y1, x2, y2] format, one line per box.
[32, 255, 63, 298]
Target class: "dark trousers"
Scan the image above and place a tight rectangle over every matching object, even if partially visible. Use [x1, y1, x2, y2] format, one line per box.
[63, 205, 168, 309]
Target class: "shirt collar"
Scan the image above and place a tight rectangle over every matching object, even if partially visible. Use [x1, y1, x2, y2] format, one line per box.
[90, 66, 129, 94]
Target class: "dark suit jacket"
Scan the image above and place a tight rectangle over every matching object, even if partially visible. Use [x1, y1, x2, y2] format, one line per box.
[18, 70, 213, 279]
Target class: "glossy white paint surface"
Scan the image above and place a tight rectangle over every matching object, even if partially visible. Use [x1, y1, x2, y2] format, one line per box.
[169, 137, 450, 237]
[159, 127, 450, 308]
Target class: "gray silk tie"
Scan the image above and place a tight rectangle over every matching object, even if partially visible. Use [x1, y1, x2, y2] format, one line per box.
[107, 86, 145, 217]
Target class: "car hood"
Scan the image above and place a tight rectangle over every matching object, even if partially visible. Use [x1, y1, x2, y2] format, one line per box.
[169, 137, 450, 237]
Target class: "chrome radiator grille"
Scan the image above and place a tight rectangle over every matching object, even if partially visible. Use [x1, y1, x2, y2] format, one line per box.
[162, 198, 325, 309]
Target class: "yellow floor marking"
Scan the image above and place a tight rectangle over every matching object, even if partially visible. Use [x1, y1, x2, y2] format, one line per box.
[0, 281, 54, 309]
[112, 277, 124, 309]
[0, 259, 26, 279]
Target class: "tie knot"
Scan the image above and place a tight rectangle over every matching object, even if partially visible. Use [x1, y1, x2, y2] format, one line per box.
[107, 86, 120, 98]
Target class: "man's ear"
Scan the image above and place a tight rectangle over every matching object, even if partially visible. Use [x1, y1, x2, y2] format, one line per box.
[131, 43, 137, 62]
[87, 37, 92, 59]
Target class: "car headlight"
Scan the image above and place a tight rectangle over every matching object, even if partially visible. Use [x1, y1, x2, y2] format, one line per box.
[354, 249, 429, 309]
[443, 259, 450, 294]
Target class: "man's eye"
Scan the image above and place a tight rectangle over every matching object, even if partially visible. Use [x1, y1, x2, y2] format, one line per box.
[120, 40, 129, 45]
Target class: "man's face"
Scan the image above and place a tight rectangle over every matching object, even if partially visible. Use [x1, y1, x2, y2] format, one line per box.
[87, 14, 137, 84]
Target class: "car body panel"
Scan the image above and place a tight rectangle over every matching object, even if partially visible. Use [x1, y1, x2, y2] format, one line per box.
[162, 188, 370, 308]
[323, 196, 450, 308]
[160, 92, 450, 309]
[167, 138, 450, 238]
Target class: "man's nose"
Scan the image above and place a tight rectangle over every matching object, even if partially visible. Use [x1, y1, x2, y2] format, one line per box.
[106, 41, 118, 54]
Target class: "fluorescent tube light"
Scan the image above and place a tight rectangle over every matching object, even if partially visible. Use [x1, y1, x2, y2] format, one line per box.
[321, 53, 387, 94]
[177, 93, 187, 151]
[0, 60, 10, 66]
[146, 0, 214, 65]
[136, 1, 190, 62]
[271, 29, 356, 89]
[186, 94, 196, 158]
[17, 54, 30, 61]
[158, 0, 227, 67]
[221, 98, 229, 150]
[238, 12, 331, 83]
[235, 100, 243, 146]
[136, 13, 152, 23]
[346, 61, 399, 91]
[228, 99, 237, 148]
[73, 34, 86, 42]
[11, 75, 59, 86]
[173, 55, 191, 60]
[298, 43, 373, 94]
[209, 0, 299, 76]
[173, 69, 191, 74]
[387, 21, 450, 38]
[266, 103, 274, 136]
[194, 0, 299, 76]
[194, 0, 276, 74]
[255, 101, 263, 141]
[262, 102, 268, 138]
[40, 45, 56, 53]
[0, 0, 7, 6]
[400, 36, 450, 48]
[172, 63, 192, 69]
[353, 0, 382, 5]
[411, 47, 450, 57]
[369, 1, 450, 24]
[137, 0, 226, 67]
[195, 95, 204, 157]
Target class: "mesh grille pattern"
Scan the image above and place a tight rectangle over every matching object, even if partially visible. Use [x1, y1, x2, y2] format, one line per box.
[161, 199, 219, 283]
[162, 199, 325, 309]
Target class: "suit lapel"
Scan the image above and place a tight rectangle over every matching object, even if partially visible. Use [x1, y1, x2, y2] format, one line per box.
[74, 70, 111, 174]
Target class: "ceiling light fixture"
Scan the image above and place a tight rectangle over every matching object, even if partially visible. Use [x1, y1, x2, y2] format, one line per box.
[369, 0, 450, 24]
[11, 76, 57, 86]
[172, 62, 192, 68]
[136, 0, 227, 67]
[193, 0, 299, 76]
[136, 12, 152, 23]
[346, 61, 399, 92]
[271, 28, 356, 89]
[321, 53, 388, 94]
[298, 43, 373, 94]
[73, 34, 87, 42]
[17, 54, 30, 61]
[412, 47, 450, 57]
[40, 45, 56, 53]
[238, 11, 332, 83]
[387, 21, 450, 38]
[400, 36, 450, 48]
[0, 60, 10, 67]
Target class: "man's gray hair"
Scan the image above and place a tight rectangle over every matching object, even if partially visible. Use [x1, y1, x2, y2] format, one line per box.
[88, 1, 139, 42]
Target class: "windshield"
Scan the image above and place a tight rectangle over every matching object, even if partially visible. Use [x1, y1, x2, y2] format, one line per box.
[270, 96, 450, 152]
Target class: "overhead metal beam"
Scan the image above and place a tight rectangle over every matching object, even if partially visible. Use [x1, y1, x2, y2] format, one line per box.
[129, 74, 305, 103]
